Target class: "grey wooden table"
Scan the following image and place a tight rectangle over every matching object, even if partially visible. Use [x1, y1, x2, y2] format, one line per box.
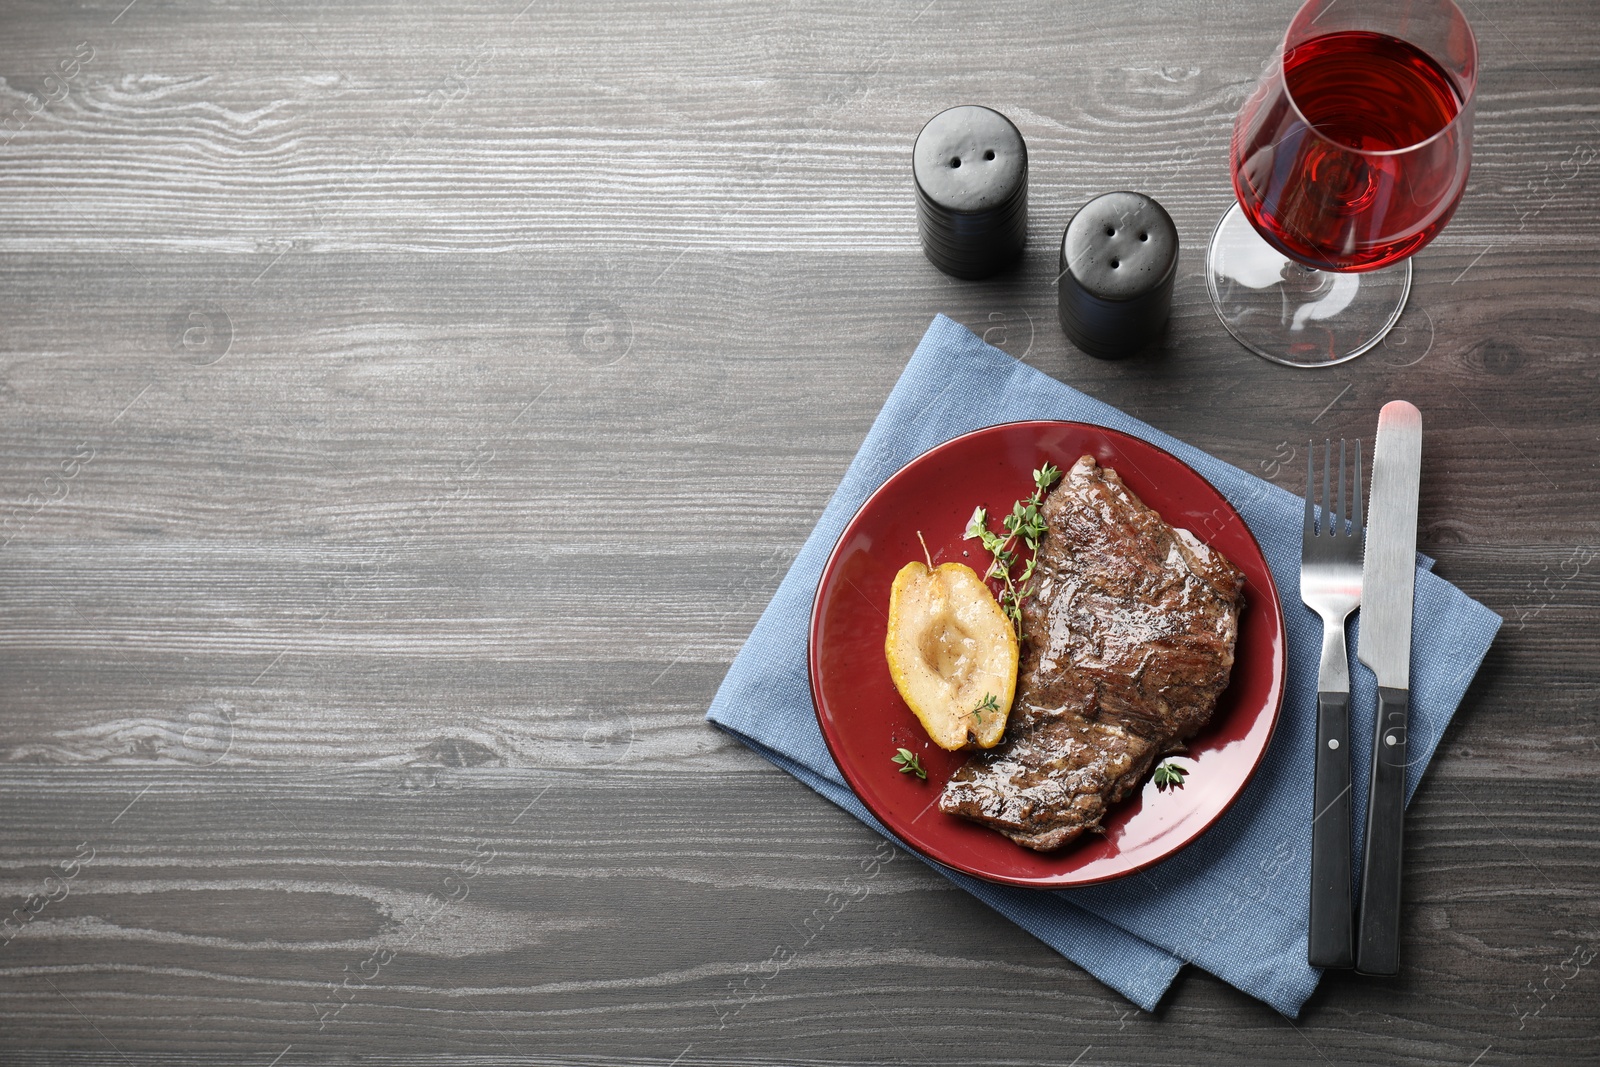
[2, 1, 1597, 1064]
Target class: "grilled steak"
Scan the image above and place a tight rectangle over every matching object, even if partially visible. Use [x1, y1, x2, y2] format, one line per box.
[939, 454, 1246, 851]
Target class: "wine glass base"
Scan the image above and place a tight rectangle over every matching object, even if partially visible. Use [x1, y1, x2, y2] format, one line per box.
[1205, 203, 1411, 368]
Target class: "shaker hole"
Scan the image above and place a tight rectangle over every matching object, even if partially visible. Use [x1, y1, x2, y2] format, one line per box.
[1111, 259, 1120, 268]
[1104, 226, 1115, 236]
[950, 157, 961, 168]
[1139, 232, 1148, 241]
[984, 149, 995, 160]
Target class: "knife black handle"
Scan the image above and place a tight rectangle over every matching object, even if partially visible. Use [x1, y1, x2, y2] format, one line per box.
[1357, 685, 1408, 976]
[1308, 690, 1354, 969]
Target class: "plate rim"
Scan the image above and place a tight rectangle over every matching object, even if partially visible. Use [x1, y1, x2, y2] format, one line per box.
[806, 418, 1288, 888]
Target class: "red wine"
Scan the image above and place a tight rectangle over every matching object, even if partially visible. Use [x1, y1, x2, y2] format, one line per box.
[1232, 30, 1470, 271]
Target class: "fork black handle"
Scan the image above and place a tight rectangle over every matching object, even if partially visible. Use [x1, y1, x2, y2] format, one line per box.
[1357, 685, 1408, 976]
[1308, 689, 1354, 969]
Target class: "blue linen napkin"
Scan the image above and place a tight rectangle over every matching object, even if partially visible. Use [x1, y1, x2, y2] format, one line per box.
[706, 315, 1501, 1017]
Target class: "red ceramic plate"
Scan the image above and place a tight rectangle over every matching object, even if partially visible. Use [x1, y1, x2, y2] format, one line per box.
[808, 421, 1286, 888]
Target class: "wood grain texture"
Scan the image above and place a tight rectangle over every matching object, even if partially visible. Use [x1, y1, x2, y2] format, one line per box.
[1, 0, 1597, 1063]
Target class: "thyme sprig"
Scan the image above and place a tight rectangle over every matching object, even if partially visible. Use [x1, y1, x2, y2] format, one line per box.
[963, 463, 1063, 633]
[971, 692, 1001, 725]
[891, 748, 927, 780]
[1153, 761, 1188, 789]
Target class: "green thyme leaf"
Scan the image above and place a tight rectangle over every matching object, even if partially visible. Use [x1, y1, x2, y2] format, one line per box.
[1153, 761, 1188, 789]
[964, 506, 990, 541]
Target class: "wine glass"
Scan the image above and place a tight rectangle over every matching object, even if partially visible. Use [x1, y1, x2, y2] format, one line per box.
[1206, 0, 1478, 367]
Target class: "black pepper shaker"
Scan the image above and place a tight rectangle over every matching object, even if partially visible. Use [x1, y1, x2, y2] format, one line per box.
[1057, 191, 1179, 359]
[912, 105, 1028, 279]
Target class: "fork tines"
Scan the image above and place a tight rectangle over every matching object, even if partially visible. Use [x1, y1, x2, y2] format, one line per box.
[1304, 439, 1363, 539]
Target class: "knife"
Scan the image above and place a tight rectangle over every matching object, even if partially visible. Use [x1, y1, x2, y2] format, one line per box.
[1355, 400, 1422, 976]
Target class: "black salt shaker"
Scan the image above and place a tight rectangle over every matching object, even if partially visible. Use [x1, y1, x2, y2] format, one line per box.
[1057, 191, 1178, 359]
[913, 105, 1028, 279]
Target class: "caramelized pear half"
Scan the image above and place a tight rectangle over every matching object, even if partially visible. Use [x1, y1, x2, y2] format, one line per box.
[885, 561, 1018, 750]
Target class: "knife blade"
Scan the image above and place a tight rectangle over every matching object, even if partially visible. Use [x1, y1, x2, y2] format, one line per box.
[1355, 400, 1422, 976]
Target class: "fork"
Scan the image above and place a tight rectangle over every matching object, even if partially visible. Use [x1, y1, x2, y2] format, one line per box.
[1301, 439, 1363, 970]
